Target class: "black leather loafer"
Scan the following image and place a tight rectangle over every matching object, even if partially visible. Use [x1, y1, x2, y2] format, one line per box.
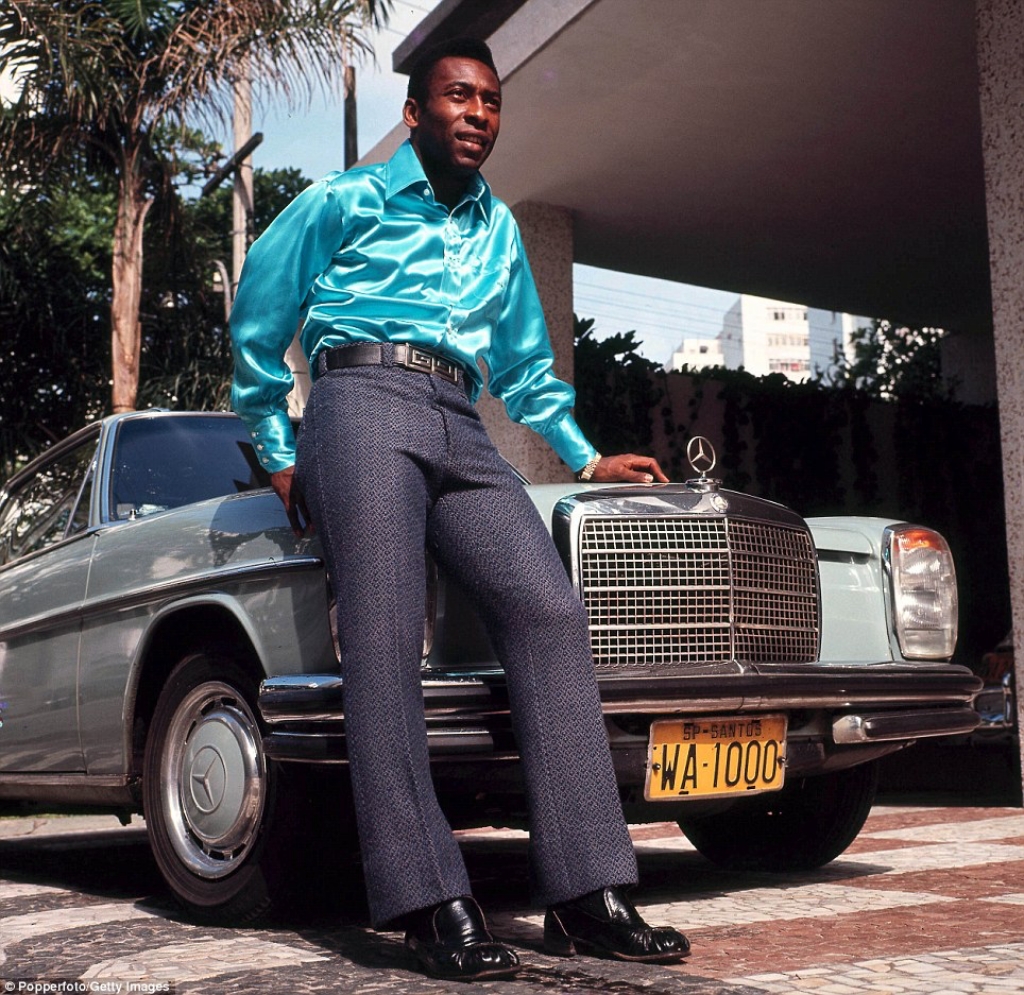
[544, 886, 690, 963]
[405, 896, 521, 981]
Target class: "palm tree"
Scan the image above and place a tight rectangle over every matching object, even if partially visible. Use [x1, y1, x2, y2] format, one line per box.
[0, 0, 389, 413]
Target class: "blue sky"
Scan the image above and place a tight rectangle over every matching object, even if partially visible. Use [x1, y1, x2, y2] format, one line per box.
[218, 1, 737, 364]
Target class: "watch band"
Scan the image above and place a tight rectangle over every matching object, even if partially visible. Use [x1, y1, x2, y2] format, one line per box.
[577, 453, 602, 482]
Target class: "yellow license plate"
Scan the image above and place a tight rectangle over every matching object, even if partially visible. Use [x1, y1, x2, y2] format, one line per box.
[645, 714, 787, 800]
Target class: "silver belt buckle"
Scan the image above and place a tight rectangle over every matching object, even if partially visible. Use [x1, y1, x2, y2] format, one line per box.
[407, 347, 434, 374]
[433, 356, 459, 383]
[408, 347, 458, 383]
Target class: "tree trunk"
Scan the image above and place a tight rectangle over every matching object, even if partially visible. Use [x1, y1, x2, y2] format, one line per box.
[110, 166, 152, 414]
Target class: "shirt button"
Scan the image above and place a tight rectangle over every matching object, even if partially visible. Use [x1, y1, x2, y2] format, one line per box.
[261, 457, 269, 465]
[257, 444, 264, 451]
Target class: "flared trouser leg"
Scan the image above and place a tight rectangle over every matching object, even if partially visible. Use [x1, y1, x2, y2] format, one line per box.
[296, 364, 637, 927]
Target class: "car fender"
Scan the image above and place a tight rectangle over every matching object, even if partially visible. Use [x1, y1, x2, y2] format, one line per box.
[810, 516, 933, 664]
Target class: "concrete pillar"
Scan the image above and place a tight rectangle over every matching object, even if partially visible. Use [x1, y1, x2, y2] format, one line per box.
[976, 0, 1024, 792]
[476, 201, 576, 484]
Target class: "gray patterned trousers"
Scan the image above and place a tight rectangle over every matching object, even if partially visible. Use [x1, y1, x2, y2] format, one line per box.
[295, 352, 638, 927]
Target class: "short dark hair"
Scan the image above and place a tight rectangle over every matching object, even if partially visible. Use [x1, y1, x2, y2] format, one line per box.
[406, 37, 500, 106]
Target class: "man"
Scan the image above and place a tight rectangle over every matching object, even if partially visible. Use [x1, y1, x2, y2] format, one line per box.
[231, 36, 689, 982]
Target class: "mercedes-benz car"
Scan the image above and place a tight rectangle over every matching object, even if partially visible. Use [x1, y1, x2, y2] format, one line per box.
[0, 410, 981, 923]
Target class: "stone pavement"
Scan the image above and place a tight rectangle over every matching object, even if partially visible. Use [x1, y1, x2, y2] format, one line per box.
[2, 802, 1024, 993]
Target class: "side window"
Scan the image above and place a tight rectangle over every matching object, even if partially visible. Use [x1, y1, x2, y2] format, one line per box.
[109, 416, 271, 520]
[0, 440, 97, 564]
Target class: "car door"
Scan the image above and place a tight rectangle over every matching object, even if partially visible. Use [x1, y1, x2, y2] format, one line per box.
[0, 433, 98, 771]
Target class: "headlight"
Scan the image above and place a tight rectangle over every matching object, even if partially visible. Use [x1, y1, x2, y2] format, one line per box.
[884, 525, 958, 659]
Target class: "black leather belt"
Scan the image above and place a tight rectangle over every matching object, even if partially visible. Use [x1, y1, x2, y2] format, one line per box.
[322, 342, 462, 384]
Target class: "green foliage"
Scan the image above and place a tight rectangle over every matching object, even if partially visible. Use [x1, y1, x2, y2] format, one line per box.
[0, 0, 390, 416]
[0, 152, 313, 476]
[136, 165, 315, 413]
[0, 1, 392, 183]
[573, 315, 663, 455]
[0, 179, 114, 477]
[822, 318, 954, 401]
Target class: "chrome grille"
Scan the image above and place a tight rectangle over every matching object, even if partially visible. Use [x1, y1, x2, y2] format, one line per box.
[578, 515, 819, 670]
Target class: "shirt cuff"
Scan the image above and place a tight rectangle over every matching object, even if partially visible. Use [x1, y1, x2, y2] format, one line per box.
[244, 412, 297, 474]
[542, 410, 598, 473]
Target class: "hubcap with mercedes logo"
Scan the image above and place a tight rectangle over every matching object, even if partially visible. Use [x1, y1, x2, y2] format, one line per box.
[161, 680, 266, 878]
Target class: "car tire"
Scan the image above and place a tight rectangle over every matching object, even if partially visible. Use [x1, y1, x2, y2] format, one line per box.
[677, 760, 879, 872]
[142, 649, 325, 923]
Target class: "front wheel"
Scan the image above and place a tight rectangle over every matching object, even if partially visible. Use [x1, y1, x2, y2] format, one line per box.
[677, 761, 879, 872]
[143, 651, 294, 923]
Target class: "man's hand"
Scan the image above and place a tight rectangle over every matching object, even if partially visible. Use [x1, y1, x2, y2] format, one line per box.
[589, 454, 670, 484]
[270, 466, 313, 538]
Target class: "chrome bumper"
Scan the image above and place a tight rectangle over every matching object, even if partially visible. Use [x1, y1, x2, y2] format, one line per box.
[832, 708, 981, 743]
[259, 661, 982, 765]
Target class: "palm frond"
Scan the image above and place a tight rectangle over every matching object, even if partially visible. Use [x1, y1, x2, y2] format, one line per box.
[150, 0, 390, 125]
[104, 0, 170, 40]
[1, 0, 394, 422]
[3, 2, 392, 157]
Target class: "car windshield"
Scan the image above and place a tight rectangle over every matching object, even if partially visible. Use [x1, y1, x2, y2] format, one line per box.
[109, 415, 272, 521]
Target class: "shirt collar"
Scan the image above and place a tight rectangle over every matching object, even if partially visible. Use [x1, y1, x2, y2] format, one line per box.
[385, 139, 493, 221]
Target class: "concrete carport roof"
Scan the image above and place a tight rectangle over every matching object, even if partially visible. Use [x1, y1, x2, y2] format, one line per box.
[387, 0, 990, 334]
[367, 0, 1024, 784]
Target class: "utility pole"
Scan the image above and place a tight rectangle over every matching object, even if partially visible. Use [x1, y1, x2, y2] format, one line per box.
[232, 68, 255, 291]
[344, 64, 357, 170]
[201, 131, 262, 312]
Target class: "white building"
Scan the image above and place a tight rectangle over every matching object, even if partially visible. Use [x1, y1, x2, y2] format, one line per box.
[807, 308, 871, 382]
[666, 335, 726, 372]
[667, 294, 869, 383]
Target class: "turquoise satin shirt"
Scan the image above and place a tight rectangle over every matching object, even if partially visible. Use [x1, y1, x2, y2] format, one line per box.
[230, 140, 597, 475]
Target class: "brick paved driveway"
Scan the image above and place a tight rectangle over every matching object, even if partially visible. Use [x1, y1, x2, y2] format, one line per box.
[3, 799, 1024, 993]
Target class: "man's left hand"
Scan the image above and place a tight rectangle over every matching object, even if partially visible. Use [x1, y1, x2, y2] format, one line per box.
[589, 454, 669, 484]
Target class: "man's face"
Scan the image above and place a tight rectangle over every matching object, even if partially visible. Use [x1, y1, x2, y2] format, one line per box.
[404, 56, 502, 179]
